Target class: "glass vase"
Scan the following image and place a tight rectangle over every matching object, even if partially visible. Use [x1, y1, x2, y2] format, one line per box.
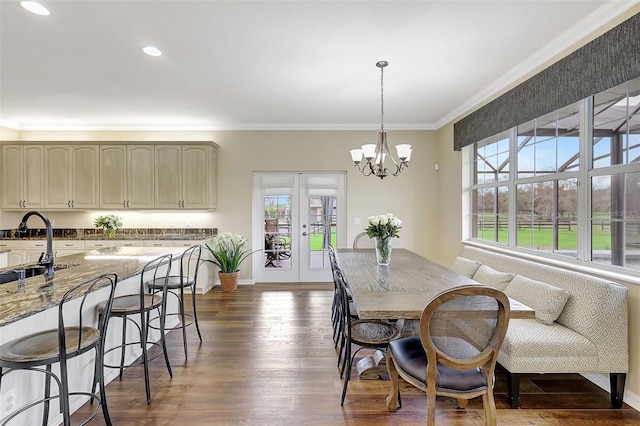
[375, 237, 392, 265]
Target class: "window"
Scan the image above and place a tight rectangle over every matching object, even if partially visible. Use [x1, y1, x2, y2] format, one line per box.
[469, 76, 640, 272]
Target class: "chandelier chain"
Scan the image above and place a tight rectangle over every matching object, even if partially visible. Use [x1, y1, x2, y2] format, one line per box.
[380, 64, 384, 131]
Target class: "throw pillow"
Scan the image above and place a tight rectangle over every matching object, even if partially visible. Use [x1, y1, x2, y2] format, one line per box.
[472, 264, 515, 291]
[450, 257, 481, 278]
[504, 275, 570, 325]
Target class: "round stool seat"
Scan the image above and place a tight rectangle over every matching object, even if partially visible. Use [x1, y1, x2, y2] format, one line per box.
[101, 294, 162, 314]
[0, 327, 99, 365]
[351, 319, 401, 346]
[146, 275, 194, 290]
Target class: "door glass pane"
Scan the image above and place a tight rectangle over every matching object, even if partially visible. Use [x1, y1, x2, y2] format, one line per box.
[307, 195, 336, 269]
[264, 194, 292, 269]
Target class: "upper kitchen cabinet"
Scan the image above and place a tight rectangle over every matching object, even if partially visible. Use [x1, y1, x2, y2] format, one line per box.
[155, 144, 217, 209]
[2, 144, 45, 209]
[100, 145, 154, 209]
[44, 145, 100, 209]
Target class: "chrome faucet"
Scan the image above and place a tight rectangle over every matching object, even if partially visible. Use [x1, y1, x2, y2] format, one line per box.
[17, 211, 55, 277]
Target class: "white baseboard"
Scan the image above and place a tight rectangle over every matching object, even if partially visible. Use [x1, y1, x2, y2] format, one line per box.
[582, 373, 639, 411]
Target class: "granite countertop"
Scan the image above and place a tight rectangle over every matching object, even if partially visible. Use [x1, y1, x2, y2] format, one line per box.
[0, 227, 217, 241]
[0, 246, 186, 327]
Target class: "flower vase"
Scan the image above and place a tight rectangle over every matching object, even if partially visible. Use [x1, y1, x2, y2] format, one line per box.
[219, 271, 240, 292]
[375, 237, 392, 265]
[103, 229, 115, 238]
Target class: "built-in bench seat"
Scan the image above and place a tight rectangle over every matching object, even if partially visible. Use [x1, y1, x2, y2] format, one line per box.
[452, 246, 629, 408]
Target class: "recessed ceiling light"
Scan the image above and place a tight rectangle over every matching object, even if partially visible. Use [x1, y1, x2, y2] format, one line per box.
[142, 46, 162, 57]
[20, 1, 50, 16]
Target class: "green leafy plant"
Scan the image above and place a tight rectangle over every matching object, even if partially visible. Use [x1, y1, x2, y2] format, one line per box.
[93, 214, 123, 238]
[203, 232, 260, 273]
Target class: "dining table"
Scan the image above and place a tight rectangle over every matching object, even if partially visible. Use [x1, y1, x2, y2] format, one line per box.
[335, 248, 534, 320]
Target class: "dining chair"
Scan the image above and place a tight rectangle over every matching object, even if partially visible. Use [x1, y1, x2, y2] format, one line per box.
[0, 273, 118, 426]
[264, 218, 291, 267]
[146, 244, 202, 358]
[352, 231, 375, 249]
[385, 285, 511, 426]
[334, 268, 400, 406]
[328, 246, 359, 354]
[95, 254, 173, 405]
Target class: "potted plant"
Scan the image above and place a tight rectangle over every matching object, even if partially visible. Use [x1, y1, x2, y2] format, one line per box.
[93, 214, 123, 239]
[203, 232, 259, 292]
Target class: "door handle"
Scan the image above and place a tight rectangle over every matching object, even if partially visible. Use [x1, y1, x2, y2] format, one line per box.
[302, 232, 308, 236]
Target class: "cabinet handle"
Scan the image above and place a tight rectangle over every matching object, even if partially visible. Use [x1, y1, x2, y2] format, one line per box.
[68, 201, 71, 208]
[123, 201, 126, 208]
[127, 200, 129, 208]
[71, 200, 74, 208]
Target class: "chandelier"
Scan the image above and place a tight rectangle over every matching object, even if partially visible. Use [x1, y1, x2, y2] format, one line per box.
[349, 61, 412, 179]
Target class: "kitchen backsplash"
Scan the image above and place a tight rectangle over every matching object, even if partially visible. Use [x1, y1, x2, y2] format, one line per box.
[0, 227, 217, 240]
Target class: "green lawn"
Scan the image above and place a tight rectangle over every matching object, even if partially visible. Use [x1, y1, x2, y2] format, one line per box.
[482, 228, 611, 250]
[310, 231, 337, 250]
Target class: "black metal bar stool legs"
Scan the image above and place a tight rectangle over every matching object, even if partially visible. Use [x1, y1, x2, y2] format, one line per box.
[0, 274, 118, 426]
[95, 254, 173, 405]
[146, 244, 203, 358]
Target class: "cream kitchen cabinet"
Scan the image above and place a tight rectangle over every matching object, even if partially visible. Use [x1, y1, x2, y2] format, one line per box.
[155, 144, 217, 209]
[24, 240, 49, 263]
[0, 241, 26, 267]
[100, 145, 154, 209]
[84, 240, 115, 249]
[1, 145, 45, 210]
[54, 240, 85, 258]
[119, 240, 145, 248]
[143, 240, 175, 248]
[44, 145, 100, 209]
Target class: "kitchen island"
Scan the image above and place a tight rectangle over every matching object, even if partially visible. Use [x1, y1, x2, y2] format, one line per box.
[0, 246, 186, 425]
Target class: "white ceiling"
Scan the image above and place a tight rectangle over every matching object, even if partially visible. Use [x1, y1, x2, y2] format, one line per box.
[0, 0, 635, 131]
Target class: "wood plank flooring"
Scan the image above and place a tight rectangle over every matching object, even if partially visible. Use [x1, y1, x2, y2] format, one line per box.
[73, 283, 640, 425]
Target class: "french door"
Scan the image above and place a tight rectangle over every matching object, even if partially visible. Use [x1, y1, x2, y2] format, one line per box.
[252, 172, 346, 282]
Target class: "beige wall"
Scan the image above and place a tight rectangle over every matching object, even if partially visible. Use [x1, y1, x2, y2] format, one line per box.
[0, 127, 439, 277]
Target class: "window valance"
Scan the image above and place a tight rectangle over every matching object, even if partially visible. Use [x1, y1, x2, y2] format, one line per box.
[453, 12, 640, 151]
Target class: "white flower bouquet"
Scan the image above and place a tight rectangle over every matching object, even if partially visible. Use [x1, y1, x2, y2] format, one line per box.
[365, 213, 402, 240]
[364, 213, 402, 265]
[94, 214, 123, 238]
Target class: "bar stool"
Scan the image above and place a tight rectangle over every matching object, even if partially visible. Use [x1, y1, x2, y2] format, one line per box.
[0, 273, 118, 426]
[96, 254, 173, 405]
[145, 244, 202, 357]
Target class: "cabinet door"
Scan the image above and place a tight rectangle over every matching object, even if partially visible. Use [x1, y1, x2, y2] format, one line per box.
[2, 145, 24, 208]
[100, 145, 127, 208]
[127, 145, 155, 208]
[24, 145, 45, 209]
[210, 145, 217, 209]
[2, 145, 44, 209]
[155, 145, 182, 208]
[8, 251, 25, 267]
[44, 145, 72, 208]
[72, 145, 99, 208]
[182, 145, 211, 209]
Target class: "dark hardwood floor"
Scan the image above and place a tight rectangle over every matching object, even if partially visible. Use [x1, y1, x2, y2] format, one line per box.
[73, 283, 640, 425]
